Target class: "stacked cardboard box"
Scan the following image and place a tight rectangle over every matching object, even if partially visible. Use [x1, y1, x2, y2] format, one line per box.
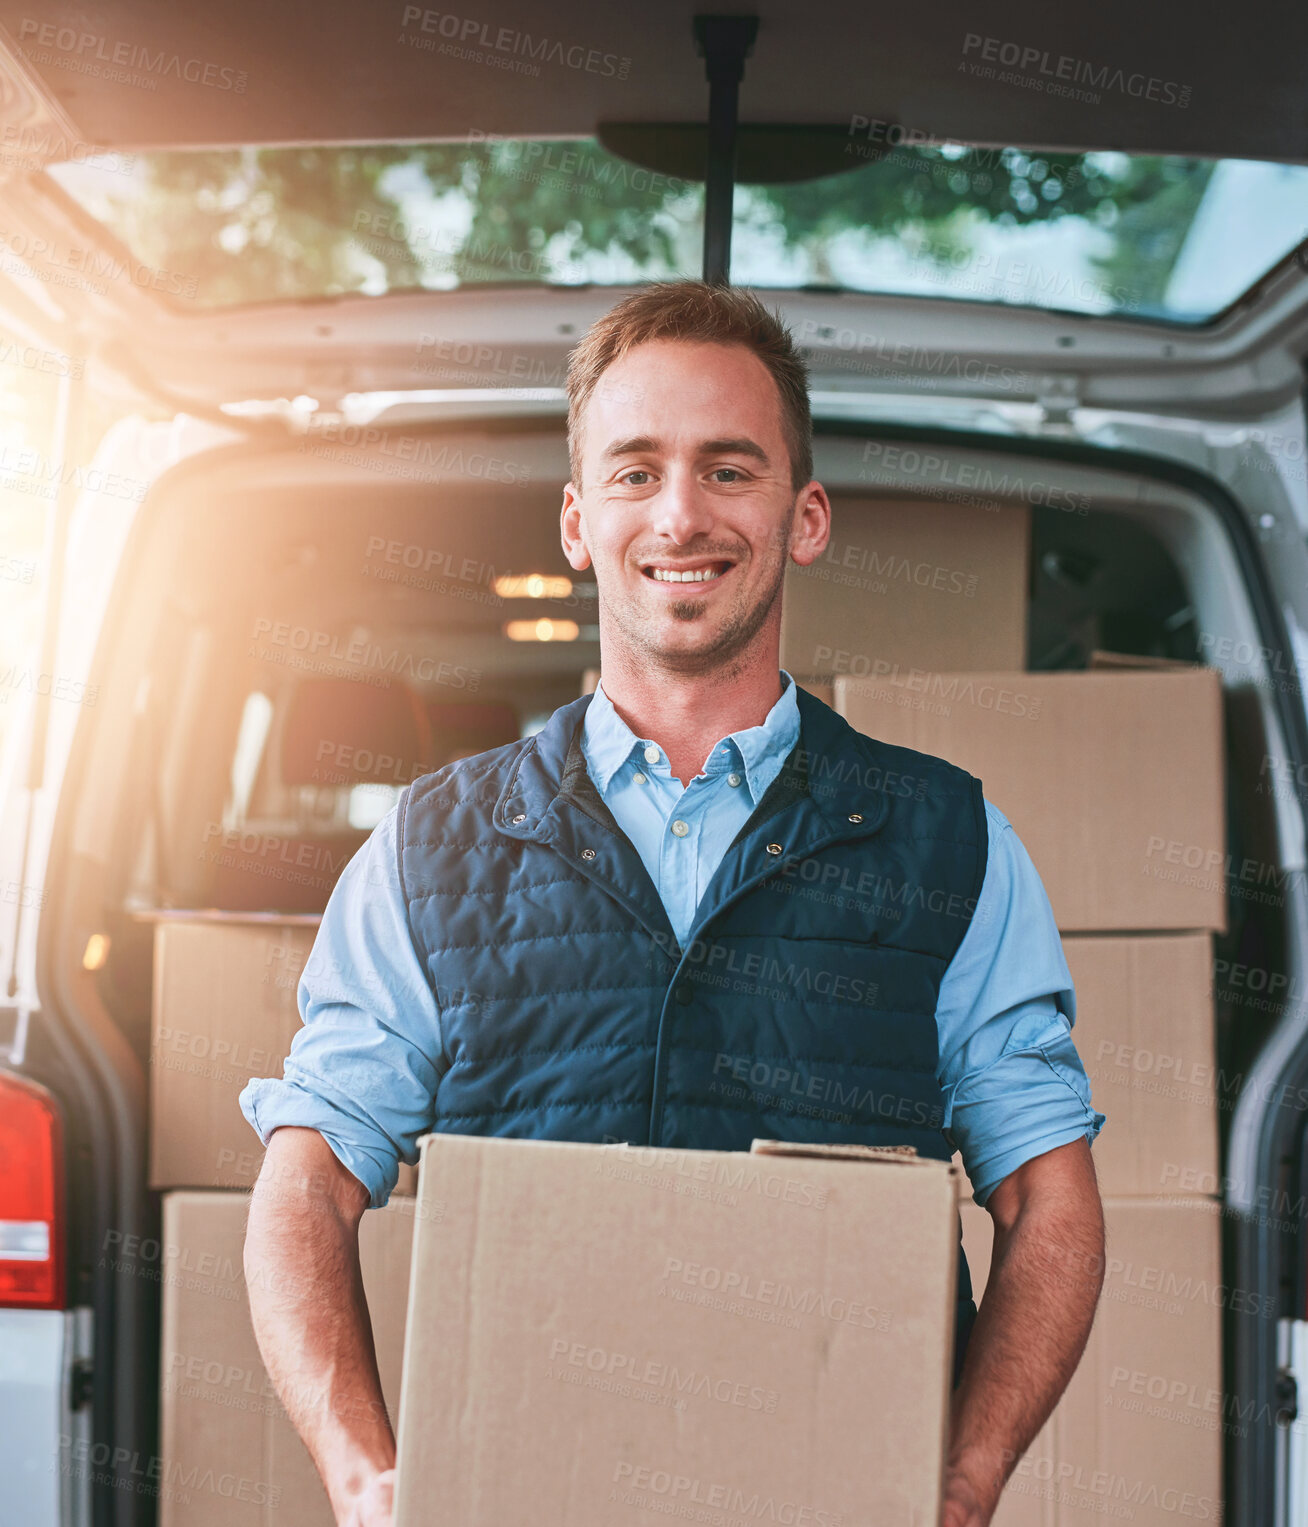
[836, 659, 1228, 1522]
[959, 1197, 1225, 1527]
[140, 909, 417, 1194]
[157, 1192, 415, 1527]
[781, 496, 1031, 706]
[142, 910, 419, 1525]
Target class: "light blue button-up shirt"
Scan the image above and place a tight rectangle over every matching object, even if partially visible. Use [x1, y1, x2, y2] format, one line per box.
[581, 673, 805, 949]
[241, 670, 1104, 1210]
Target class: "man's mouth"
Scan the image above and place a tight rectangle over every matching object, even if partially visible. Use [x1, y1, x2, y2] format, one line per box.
[640, 559, 734, 585]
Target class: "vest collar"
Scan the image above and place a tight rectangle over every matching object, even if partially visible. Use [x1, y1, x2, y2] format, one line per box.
[492, 687, 892, 953]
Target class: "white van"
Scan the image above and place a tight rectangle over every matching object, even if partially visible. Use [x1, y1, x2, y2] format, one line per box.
[1, 7, 1308, 1524]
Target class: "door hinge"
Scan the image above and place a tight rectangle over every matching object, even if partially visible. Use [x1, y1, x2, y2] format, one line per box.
[1275, 1364, 1298, 1425]
[69, 1357, 93, 1411]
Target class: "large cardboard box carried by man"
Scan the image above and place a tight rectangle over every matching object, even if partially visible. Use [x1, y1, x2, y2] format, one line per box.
[394, 1134, 967, 1527]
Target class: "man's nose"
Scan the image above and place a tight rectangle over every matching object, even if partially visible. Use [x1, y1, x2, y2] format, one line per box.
[649, 468, 715, 543]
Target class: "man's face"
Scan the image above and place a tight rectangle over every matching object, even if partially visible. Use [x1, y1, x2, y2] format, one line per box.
[560, 339, 829, 676]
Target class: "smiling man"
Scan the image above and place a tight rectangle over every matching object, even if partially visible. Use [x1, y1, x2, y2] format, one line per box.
[241, 280, 1106, 1527]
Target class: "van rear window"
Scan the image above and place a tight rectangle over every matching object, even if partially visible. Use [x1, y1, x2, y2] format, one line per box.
[43, 140, 1308, 323]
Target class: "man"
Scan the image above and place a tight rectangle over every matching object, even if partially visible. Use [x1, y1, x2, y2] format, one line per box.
[241, 280, 1106, 1527]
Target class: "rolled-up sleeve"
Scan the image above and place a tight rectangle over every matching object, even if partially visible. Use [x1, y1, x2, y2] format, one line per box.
[936, 798, 1106, 1207]
[239, 796, 444, 1208]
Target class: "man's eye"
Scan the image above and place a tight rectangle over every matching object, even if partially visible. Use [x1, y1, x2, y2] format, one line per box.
[710, 467, 743, 483]
[620, 470, 651, 486]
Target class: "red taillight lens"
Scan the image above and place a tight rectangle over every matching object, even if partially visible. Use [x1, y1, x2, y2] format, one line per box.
[0, 1070, 65, 1308]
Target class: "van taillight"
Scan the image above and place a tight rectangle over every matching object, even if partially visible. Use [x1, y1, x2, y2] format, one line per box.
[0, 1071, 65, 1308]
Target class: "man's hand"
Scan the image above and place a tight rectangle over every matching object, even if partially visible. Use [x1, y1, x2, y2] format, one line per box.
[341, 1467, 396, 1527]
[945, 1138, 1105, 1522]
[244, 1127, 398, 1527]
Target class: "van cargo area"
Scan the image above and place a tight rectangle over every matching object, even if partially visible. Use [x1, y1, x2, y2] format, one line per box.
[11, 420, 1307, 1525]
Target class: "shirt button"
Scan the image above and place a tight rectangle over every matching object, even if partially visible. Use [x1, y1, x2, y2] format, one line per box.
[671, 819, 690, 837]
[643, 744, 660, 764]
[727, 773, 742, 787]
[632, 772, 647, 784]
[675, 983, 693, 1005]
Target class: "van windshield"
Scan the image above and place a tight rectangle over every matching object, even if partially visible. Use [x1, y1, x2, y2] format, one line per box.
[44, 138, 1308, 323]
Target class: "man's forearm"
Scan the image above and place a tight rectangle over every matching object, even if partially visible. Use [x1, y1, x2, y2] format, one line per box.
[244, 1131, 394, 1522]
[947, 1154, 1105, 1516]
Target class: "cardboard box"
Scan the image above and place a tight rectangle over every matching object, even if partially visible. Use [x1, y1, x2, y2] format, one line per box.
[143, 910, 418, 1195]
[158, 1191, 415, 1527]
[144, 912, 319, 1189]
[960, 1198, 1225, 1526]
[781, 497, 1030, 684]
[395, 1135, 962, 1527]
[1063, 933, 1219, 1197]
[142, 910, 419, 1195]
[835, 666, 1226, 933]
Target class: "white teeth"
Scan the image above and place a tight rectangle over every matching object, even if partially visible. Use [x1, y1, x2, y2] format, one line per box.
[648, 566, 725, 583]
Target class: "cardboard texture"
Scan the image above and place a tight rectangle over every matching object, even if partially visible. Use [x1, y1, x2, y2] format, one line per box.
[147, 916, 319, 1189]
[157, 1191, 415, 1527]
[1062, 933, 1219, 1197]
[960, 1199, 1224, 1526]
[780, 497, 1029, 684]
[835, 666, 1226, 933]
[144, 912, 418, 1194]
[395, 1134, 961, 1527]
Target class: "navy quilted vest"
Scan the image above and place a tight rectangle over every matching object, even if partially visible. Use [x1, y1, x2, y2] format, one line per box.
[399, 685, 989, 1383]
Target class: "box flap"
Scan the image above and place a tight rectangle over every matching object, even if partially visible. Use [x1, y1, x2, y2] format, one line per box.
[749, 1138, 945, 1169]
[132, 907, 322, 926]
[1086, 649, 1204, 671]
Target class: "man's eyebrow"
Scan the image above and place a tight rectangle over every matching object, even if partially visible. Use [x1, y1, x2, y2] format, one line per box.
[698, 437, 770, 463]
[601, 435, 659, 461]
[598, 435, 772, 464]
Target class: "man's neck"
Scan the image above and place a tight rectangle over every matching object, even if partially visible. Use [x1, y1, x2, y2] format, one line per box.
[598, 658, 785, 789]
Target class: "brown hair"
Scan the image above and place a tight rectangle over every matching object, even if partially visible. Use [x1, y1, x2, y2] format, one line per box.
[565, 281, 812, 492]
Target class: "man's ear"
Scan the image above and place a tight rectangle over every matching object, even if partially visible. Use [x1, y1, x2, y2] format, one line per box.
[560, 484, 593, 573]
[788, 483, 832, 568]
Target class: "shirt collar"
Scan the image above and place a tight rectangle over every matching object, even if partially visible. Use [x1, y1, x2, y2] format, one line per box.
[581, 669, 801, 803]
